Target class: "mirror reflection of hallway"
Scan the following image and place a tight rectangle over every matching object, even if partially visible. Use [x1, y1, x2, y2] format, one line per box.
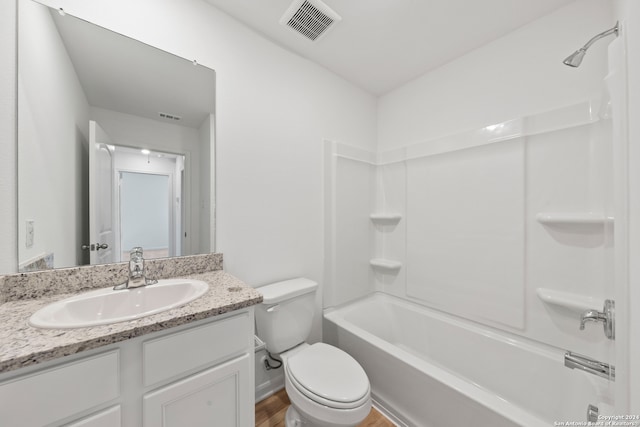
[114, 147, 185, 262]
[17, 0, 215, 272]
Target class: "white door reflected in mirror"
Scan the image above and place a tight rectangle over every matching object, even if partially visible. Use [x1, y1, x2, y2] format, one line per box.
[89, 121, 115, 265]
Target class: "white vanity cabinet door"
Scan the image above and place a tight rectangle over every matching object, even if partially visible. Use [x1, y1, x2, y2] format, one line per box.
[0, 350, 119, 427]
[143, 353, 252, 427]
[65, 406, 121, 427]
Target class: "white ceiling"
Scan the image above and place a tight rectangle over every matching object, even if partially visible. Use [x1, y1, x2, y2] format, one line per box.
[204, 0, 575, 95]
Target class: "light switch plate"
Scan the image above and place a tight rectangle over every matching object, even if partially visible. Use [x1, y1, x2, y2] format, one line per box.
[26, 220, 34, 248]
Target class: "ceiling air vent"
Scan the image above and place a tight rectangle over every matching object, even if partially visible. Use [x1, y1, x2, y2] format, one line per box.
[280, 0, 341, 42]
[159, 112, 182, 121]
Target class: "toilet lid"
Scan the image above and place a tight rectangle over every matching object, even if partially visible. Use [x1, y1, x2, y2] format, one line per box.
[286, 343, 370, 407]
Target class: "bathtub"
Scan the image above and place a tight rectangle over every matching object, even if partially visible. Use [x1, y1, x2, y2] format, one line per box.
[323, 293, 612, 427]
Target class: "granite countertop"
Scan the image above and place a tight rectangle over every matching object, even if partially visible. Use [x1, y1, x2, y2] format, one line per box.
[0, 270, 263, 373]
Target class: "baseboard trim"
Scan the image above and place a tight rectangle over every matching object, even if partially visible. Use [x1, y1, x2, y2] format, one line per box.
[371, 394, 408, 427]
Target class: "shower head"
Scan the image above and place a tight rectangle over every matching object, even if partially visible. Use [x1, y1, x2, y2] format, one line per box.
[563, 22, 619, 68]
[563, 48, 587, 67]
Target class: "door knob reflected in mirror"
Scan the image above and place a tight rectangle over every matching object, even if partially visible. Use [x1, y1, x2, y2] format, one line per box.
[81, 243, 109, 251]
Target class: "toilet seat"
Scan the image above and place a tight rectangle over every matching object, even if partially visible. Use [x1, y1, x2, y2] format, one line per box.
[285, 343, 370, 410]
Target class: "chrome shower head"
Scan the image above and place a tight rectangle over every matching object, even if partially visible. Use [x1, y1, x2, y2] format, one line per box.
[563, 21, 619, 68]
[563, 48, 587, 67]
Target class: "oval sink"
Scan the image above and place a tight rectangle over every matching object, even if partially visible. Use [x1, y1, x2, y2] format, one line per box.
[29, 279, 209, 329]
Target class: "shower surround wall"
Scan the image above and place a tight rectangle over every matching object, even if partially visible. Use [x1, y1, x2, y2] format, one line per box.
[373, 0, 614, 351]
[327, 98, 614, 354]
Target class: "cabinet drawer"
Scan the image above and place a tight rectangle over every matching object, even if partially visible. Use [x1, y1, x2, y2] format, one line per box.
[0, 350, 119, 426]
[143, 311, 250, 386]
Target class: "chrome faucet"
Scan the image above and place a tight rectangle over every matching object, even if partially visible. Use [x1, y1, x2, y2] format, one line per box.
[580, 299, 615, 339]
[114, 247, 158, 290]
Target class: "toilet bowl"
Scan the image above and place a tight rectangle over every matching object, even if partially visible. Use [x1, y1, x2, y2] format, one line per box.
[255, 279, 372, 427]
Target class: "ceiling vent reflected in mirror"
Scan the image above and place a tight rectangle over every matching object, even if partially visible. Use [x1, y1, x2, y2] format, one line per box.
[280, 0, 341, 42]
[158, 112, 182, 121]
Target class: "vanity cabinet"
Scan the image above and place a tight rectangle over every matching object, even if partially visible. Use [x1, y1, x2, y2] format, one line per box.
[0, 308, 255, 427]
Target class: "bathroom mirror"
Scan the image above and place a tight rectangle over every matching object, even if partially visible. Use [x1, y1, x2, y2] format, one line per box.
[17, 1, 216, 272]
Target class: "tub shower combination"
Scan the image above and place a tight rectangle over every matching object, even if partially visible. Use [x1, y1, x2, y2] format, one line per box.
[320, 22, 622, 427]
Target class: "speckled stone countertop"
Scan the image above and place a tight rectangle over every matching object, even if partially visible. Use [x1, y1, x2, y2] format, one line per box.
[0, 254, 263, 374]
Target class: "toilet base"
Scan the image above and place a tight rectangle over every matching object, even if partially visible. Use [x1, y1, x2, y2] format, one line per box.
[286, 404, 358, 427]
[284, 401, 370, 427]
[284, 374, 371, 427]
[285, 405, 303, 427]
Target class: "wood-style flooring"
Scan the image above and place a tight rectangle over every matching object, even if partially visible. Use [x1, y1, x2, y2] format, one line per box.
[255, 389, 395, 427]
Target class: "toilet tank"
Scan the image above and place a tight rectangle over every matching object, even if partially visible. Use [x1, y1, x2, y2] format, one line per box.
[255, 278, 318, 354]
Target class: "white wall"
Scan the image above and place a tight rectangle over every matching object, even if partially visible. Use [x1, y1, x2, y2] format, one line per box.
[0, 0, 17, 274]
[18, 0, 90, 269]
[625, 3, 640, 415]
[614, 0, 640, 413]
[199, 115, 213, 254]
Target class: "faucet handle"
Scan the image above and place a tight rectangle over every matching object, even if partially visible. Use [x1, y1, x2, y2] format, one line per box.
[130, 247, 144, 262]
[130, 246, 143, 256]
[579, 309, 605, 330]
[580, 300, 615, 340]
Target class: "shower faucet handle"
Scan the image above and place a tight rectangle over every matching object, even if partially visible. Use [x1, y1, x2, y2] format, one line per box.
[579, 299, 615, 340]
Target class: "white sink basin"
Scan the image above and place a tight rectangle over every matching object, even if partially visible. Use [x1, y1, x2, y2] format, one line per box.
[29, 279, 209, 329]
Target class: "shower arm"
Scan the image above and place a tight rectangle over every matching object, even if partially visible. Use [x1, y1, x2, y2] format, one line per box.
[579, 22, 619, 51]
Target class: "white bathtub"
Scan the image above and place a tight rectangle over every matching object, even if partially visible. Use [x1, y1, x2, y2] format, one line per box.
[323, 293, 612, 427]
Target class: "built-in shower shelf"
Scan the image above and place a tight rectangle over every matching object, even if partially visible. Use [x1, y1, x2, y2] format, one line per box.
[369, 258, 402, 272]
[536, 212, 613, 226]
[536, 288, 604, 314]
[369, 213, 402, 223]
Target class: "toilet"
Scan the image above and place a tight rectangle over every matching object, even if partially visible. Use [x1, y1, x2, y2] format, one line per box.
[256, 278, 371, 427]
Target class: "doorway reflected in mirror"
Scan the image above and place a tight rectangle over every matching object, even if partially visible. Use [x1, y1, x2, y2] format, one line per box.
[117, 149, 186, 263]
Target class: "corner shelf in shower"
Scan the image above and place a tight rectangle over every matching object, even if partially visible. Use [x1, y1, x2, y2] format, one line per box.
[536, 212, 614, 226]
[369, 213, 402, 224]
[369, 258, 402, 272]
[536, 288, 604, 314]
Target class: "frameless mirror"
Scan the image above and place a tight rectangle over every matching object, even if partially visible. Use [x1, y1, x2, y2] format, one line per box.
[17, 1, 216, 272]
